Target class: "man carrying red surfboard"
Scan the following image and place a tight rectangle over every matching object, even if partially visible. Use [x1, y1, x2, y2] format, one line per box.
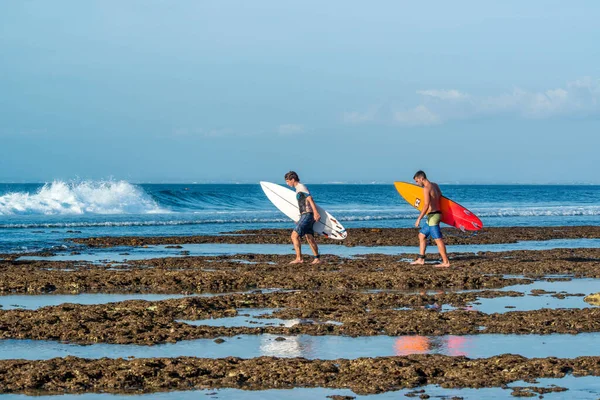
[284, 171, 321, 264]
[411, 170, 451, 268]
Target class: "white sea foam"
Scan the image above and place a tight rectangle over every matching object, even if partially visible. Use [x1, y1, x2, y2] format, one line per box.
[333, 208, 600, 220]
[477, 207, 600, 217]
[2, 208, 599, 228]
[0, 218, 290, 229]
[0, 180, 168, 216]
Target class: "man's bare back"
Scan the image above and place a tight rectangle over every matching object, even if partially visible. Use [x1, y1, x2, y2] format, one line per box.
[425, 182, 442, 213]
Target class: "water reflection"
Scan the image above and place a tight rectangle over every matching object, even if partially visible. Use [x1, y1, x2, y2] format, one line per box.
[257, 334, 474, 359]
[260, 336, 305, 357]
[0, 333, 598, 360]
[18, 238, 600, 263]
[395, 335, 471, 356]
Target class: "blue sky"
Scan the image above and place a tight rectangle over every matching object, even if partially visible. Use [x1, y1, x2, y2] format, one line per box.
[1, 1, 599, 184]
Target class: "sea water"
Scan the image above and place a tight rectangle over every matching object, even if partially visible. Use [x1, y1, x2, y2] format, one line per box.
[1, 181, 599, 253]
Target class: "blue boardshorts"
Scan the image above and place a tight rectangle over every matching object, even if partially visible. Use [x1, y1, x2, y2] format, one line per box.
[420, 223, 443, 240]
[419, 211, 443, 239]
[294, 212, 315, 237]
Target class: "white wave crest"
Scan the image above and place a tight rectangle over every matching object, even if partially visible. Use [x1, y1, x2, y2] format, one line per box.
[0, 180, 168, 216]
[477, 206, 600, 217]
[0, 218, 291, 229]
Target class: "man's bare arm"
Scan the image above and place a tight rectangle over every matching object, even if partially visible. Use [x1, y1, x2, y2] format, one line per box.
[415, 188, 430, 226]
[307, 196, 321, 221]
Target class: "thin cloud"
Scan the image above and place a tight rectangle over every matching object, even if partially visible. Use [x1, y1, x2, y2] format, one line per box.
[277, 124, 305, 135]
[342, 106, 380, 124]
[416, 77, 600, 123]
[393, 105, 441, 126]
[347, 78, 600, 126]
[416, 89, 469, 101]
[478, 78, 600, 118]
[171, 128, 232, 137]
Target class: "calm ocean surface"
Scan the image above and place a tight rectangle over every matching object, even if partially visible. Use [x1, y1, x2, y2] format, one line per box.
[0, 181, 599, 253]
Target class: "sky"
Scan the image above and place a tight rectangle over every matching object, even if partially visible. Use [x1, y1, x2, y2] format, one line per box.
[1, 1, 599, 184]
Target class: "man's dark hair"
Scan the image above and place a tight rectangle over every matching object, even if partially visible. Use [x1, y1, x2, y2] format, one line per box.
[413, 170, 427, 180]
[284, 171, 300, 182]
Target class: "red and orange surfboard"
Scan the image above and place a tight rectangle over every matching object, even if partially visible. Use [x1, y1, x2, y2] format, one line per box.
[394, 182, 483, 231]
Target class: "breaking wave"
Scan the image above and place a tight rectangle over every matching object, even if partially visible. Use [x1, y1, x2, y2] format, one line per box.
[0, 180, 167, 216]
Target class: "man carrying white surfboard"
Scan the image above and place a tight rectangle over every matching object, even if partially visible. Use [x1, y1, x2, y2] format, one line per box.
[284, 171, 321, 264]
[411, 170, 451, 268]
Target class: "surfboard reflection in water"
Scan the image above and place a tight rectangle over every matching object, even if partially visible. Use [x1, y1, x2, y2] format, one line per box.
[260, 333, 312, 358]
[394, 335, 471, 357]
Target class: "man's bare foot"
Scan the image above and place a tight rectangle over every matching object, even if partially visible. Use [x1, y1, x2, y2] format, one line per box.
[410, 259, 425, 265]
[289, 259, 303, 264]
[311, 258, 321, 264]
[434, 262, 451, 268]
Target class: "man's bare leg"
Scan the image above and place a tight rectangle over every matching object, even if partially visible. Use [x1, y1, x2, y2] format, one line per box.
[410, 233, 427, 265]
[305, 234, 320, 264]
[290, 231, 303, 264]
[434, 238, 450, 268]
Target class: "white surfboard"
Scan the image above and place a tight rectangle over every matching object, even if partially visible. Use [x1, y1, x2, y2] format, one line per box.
[260, 181, 347, 240]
